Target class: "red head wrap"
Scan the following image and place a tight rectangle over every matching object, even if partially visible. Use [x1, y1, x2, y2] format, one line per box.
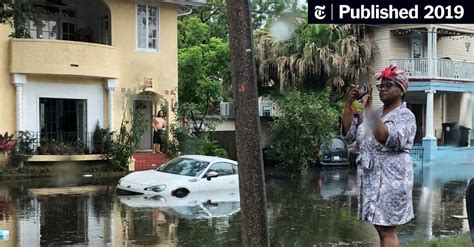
[376, 64, 409, 93]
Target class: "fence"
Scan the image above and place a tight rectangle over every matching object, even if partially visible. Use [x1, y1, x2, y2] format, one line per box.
[21, 131, 94, 154]
[410, 145, 424, 165]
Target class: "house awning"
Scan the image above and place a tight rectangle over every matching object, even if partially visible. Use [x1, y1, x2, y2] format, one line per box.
[409, 81, 474, 93]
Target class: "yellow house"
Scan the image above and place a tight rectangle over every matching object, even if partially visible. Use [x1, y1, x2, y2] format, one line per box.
[369, 24, 474, 162]
[0, 0, 205, 152]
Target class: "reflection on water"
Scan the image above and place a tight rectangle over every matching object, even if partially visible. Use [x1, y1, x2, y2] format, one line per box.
[0, 162, 472, 246]
[118, 190, 241, 220]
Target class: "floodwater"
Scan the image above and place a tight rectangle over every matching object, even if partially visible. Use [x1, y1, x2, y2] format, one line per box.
[0, 162, 473, 246]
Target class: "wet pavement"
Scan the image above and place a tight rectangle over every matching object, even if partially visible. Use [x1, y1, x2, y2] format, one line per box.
[0, 162, 472, 246]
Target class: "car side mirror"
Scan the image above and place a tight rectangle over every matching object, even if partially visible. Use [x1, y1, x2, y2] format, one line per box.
[206, 171, 219, 181]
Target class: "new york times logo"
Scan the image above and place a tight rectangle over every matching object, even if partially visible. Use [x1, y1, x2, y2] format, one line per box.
[314, 5, 326, 20]
[308, 1, 473, 24]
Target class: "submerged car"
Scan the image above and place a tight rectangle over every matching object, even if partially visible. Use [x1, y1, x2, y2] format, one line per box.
[116, 155, 238, 197]
[319, 138, 350, 166]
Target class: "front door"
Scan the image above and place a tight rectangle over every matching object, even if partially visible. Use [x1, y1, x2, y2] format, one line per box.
[134, 100, 153, 150]
[411, 38, 423, 59]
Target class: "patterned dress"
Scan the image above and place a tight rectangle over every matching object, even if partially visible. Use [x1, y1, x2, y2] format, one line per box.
[342, 104, 417, 226]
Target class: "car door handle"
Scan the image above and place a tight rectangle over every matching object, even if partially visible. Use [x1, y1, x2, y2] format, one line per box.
[229, 180, 236, 184]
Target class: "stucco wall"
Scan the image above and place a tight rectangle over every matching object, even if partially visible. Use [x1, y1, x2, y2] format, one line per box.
[10, 39, 120, 78]
[105, 0, 178, 131]
[0, 25, 15, 133]
[0, 0, 179, 134]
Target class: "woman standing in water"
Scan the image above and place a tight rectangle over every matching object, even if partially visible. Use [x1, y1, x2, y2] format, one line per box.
[341, 65, 417, 247]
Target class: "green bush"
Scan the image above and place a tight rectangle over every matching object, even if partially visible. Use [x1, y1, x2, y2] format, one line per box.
[194, 134, 228, 158]
[167, 124, 193, 157]
[92, 121, 111, 154]
[270, 90, 340, 175]
[8, 131, 37, 166]
[167, 124, 228, 158]
[104, 110, 146, 171]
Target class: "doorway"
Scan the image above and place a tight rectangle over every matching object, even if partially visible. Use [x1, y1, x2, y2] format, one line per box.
[134, 100, 153, 151]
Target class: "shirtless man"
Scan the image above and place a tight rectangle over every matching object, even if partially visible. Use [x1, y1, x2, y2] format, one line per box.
[151, 110, 166, 153]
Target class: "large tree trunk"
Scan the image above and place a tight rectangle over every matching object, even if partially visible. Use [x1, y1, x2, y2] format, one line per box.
[226, 1, 270, 246]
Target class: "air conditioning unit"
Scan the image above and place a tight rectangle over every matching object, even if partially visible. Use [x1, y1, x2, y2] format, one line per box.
[259, 103, 273, 117]
[220, 102, 235, 119]
[161, 0, 207, 6]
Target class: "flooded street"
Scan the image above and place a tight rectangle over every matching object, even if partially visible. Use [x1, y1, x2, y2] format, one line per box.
[0, 162, 472, 246]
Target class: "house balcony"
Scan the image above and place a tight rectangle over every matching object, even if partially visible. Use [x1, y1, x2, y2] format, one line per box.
[10, 39, 119, 78]
[390, 58, 474, 81]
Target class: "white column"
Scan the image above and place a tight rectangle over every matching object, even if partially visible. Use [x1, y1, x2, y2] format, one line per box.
[432, 27, 438, 77]
[12, 74, 27, 133]
[106, 79, 117, 131]
[427, 26, 433, 77]
[471, 93, 474, 145]
[425, 89, 436, 139]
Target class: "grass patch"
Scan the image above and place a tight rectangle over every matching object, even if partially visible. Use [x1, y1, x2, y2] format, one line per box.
[405, 234, 472, 247]
[0, 165, 50, 175]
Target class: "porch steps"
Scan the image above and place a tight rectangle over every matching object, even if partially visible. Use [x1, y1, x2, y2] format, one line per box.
[132, 152, 170, 171]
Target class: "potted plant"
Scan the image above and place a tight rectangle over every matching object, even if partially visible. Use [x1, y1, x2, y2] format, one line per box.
[58, 142, 66, 155]
[39, 138, 49, 155]
[76, 139, 86, 155]
[49, 139, 60, 155]
[93, 121, 104, 153]
[67, 143, 76, 155]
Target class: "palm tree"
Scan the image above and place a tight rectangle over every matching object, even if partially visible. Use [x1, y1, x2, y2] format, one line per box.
[255, 23, 376, 93]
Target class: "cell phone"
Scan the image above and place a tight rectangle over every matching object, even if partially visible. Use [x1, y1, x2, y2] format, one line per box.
[356, 83, 369, 100]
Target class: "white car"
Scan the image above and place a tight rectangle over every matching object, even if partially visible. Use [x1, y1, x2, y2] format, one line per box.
[116, 155, 239, 197]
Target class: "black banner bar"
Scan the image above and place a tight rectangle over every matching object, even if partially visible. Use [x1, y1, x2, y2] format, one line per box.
[308, 0, 474, 24]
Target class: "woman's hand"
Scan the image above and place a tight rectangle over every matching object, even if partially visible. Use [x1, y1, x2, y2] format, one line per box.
[345, 84, 359, 106]
[362, 84, 373, 111]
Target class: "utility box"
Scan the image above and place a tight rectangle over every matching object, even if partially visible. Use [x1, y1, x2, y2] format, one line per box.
[442, 122, 470, 147]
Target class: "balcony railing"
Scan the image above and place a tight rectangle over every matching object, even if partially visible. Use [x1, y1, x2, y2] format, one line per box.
[390, 58, 474, 81]
[20, 131, 94, 154]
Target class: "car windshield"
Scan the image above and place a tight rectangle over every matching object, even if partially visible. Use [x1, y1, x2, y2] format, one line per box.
[157, 158, 209, 177]
[331, 139, 345, 150]
[321, 138, 345, 151]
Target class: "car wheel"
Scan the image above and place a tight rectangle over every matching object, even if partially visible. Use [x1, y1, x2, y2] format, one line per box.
[172, 188, 190, 198]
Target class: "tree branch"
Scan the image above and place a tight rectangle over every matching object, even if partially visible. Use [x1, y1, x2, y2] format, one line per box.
[198, 97, 211, 132]
[190, 110, 199, 133]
